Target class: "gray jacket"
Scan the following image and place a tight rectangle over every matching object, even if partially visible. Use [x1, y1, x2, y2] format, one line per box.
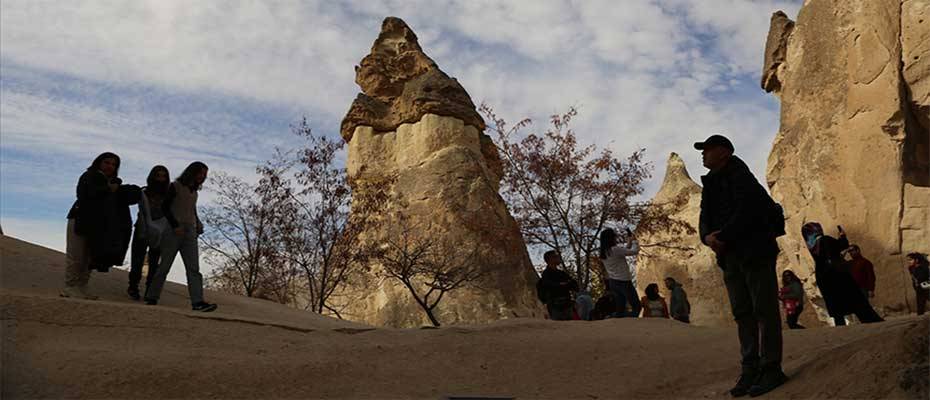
[669, 283, 691, 319]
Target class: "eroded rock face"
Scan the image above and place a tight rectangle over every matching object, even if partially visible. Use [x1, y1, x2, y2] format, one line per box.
[340, 17, 485, 143]
[764, 0, 930, 322]
[340, 17, 542, 327]
[636, 153, 733, 326]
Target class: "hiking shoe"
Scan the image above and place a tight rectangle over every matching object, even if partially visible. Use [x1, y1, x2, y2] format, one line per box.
[144, 298, 158, 306]
[192, 302, 217, 312]
[127, 287, 141, 301]
[78, 285, 99, 300]
[749, 368, 788, 397]
[730, 371, 759, 397]
[59, 286, 83, 298]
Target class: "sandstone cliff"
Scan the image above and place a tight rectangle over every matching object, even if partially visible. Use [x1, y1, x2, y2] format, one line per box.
[339, 17, 542, 327]
[763, 0, 930, 321]
[635, 153, 733, 326]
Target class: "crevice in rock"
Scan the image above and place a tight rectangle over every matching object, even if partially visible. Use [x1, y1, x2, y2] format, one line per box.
[899, 1, 930, 188]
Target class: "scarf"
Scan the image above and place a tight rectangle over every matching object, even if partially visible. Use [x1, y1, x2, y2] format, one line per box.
[801, 222, 824, 256]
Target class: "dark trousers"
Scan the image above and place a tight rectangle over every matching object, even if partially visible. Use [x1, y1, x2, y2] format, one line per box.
[547, 303, 574, 321]
[608, 279, 642, 317]
[128, 230, 160, 291]
[786, 305, 805, 329]
[722, 251, 783, 373]
[916, 289, 929, 315]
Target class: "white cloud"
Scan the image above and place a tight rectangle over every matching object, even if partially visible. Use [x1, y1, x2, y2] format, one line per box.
[1, 0, 805, 230]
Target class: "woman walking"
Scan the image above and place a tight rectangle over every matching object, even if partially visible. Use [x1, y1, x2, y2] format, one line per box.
[779, 270, 805, 329]
[144, 162, 217, 312]
[62, 152, 139, 299]
[801, 222, 883, 326]
[127, 165, 171, 300]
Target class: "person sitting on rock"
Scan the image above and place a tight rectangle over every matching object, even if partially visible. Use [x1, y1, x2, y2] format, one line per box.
[905, 252, 930, 315]
[641, 283, 669, 318]
[778, 270, 805, 329]
[536, 250, 577, 321]
[801, 223, 883, 326]
[664, 277, 691, 323]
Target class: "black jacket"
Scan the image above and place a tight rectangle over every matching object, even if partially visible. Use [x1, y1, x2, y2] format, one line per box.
[67, 170, 141, 271]
[537, 268, 578, 306]
[699, 155, 779, 264]
[813, 235, 873, 318]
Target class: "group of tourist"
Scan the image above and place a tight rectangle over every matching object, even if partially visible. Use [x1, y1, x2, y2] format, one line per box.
[535, 231, 692, 324]
[60, 152, 218, 312]
[535, 134, 930, 398]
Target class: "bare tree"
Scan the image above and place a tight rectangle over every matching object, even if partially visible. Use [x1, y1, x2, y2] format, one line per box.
[258, 118, 388, 318]
[201, 172, 289, 299]
[376, 214, 487, 327]
[481, 104, 692, 290]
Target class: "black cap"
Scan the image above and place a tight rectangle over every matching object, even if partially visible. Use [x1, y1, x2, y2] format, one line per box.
[694, 134, 734, 152]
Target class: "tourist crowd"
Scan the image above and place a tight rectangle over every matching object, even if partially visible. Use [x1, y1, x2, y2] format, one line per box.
[534, 134, 930, 398]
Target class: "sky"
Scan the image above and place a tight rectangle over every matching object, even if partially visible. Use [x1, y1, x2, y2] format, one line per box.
[1, 0, 803, 283]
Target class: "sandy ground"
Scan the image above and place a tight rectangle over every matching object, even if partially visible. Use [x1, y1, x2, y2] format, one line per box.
[1, 235, 927, 399]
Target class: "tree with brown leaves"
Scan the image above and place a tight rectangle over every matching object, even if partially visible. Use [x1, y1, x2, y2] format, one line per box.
[481, 104, 692, 292]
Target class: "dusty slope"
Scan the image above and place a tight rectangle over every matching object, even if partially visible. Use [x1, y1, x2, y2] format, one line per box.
[1, 235, 927, 399]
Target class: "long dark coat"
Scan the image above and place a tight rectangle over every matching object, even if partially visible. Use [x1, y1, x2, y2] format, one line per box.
[812, 235, 872, 318]
[67, 170, 141, 271]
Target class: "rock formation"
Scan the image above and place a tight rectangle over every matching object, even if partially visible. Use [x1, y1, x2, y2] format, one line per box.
[635, 153, 733, 326]
[763, 0, 930, 322]
[339, 17, 542, 327]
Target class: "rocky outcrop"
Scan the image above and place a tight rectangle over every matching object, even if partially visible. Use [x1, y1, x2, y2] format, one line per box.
[635, 153, 732, 326]
[763, 0, 930, 322]
[340, 17, 485, 143]
[339, 17, 543, 327]
[761, 11, 795, 93]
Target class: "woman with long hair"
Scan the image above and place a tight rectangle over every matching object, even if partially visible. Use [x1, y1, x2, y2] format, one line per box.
[126, 165, 170, 300]
[905, 252, 930, 315]
[62, 152, 140, 299]
[598, 227, 641, 317]
[144, 162, 217, 312]
[640, 283, 669, 318]
[778, 270, 805, 329]
[801, 222, 883, 326]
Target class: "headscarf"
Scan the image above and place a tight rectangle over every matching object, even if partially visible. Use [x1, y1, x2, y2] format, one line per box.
[801, 222, 824, 256]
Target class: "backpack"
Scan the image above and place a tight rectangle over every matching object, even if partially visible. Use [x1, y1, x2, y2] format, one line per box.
[535, 278, 549, 304]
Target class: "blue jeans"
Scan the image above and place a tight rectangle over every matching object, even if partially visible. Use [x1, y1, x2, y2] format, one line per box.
[144, 226, 204, 305]
[608, 279, 641, 317]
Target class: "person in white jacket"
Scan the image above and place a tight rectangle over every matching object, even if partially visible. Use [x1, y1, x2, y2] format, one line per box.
[598, 228, 641, 317]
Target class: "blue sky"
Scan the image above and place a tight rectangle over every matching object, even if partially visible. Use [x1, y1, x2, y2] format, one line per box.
[1, 0, 802, 281]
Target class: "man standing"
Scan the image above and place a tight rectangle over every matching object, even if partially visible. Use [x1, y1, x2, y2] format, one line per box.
[846, 245, 876, 301]
[536, 250, 578, 321]
[696, 134, 786, 397]
[664, 277, 691, 323]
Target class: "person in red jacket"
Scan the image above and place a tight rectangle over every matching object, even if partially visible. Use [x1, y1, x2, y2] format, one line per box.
[846, 245, 876, 300]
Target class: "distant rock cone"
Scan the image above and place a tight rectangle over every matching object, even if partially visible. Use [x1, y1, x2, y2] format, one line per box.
[338, 17, 543, 327]
[763, 0, 930, 321]
[635, 153, 732, 326]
